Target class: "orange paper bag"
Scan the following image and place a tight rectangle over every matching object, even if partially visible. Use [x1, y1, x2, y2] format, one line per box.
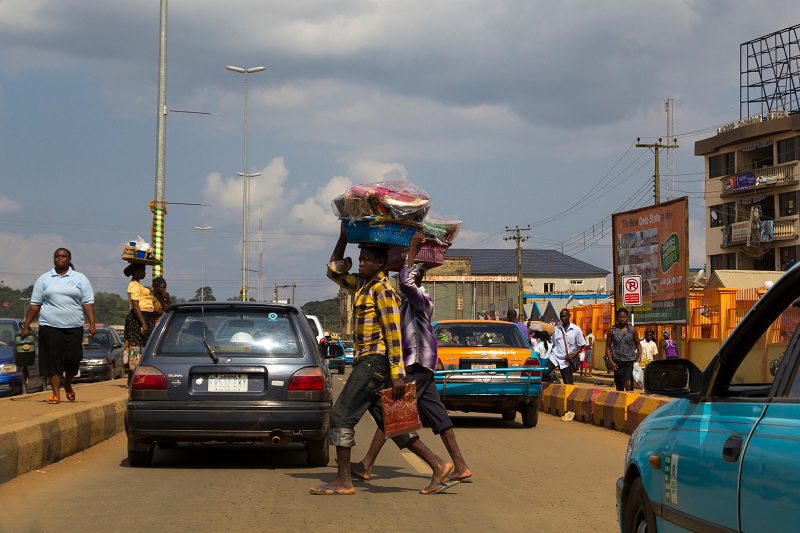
[380, 382, 422, 439]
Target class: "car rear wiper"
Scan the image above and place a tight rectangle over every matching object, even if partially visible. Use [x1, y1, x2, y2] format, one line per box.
[200, 306, 218, 364]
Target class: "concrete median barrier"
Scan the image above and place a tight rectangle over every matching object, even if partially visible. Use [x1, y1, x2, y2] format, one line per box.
[540, 384, 575, 416]
[592, 390, 639, 431]
[625, 395, 671, 434]
[567, 387, 602, 423]
[0, 380, 128, 484]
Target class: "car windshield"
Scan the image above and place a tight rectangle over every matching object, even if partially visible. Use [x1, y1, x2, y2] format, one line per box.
[158, 308, 302, 357]
[434, 323, 529, 348]
[0, 322, 16, 346]
[84, 330, 111, 349]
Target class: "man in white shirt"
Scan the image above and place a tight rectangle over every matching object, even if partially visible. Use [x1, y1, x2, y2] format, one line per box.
[640, 329, 659, 366]
[548, 308, 587, 385]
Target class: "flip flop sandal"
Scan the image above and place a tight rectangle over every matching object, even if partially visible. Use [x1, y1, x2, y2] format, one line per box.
[65, 390, 76, 401]
[47, 396, 60, 404]
[350, 466, 370, 482]
[308, 484, 356, 496]
[446, 473, 473, 484]
[420, 479, 459, 495]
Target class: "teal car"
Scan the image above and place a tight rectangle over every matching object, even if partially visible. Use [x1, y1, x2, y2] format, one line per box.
[617, 264, 800, 532]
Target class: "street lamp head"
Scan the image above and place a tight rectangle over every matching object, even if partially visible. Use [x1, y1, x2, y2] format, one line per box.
[237, 172, 262, 177]
[193, 226, 213, 231]
[246, 66, 266, 73]
[226, 66, 246, 73]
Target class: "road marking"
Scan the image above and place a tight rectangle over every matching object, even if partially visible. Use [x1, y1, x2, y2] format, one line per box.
[400, 451, 431, 474]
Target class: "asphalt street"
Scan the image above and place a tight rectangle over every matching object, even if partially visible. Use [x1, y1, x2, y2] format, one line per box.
[1, 370, 628, 533]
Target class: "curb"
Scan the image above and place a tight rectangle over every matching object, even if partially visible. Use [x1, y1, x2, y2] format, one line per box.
[567, 387, 602, 423]
[0, 395, 127, 484]
[625, 395, 671, 434]
[540, 384, 576, 416]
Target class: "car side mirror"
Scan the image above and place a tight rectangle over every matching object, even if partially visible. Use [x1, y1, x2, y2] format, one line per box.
[113, 342, 123, 349]
[644, 359, 702, 399]
[323, 344, 344, 359]
[769, 359, 780, 377]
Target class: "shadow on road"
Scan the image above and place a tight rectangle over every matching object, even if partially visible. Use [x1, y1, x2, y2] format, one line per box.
[449, 415, 527, 429]
[119, 442, 312, 470]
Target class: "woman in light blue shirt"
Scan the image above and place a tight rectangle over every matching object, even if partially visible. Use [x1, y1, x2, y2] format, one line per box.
[21, 248, 95, 404]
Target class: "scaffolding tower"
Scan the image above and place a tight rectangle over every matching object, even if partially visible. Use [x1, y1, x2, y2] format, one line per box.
[740, 24, 800, 120]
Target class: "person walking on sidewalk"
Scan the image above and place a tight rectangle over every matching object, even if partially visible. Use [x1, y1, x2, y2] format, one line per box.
[310, 227, 456, 496]
[547, 308, 586, 385]
[606, 308, 641, 392]
[662, 330, 680, 359]
[581, 328, 595, 377]
[20, 248, 96, 404]
[640, 329, 658, 366]
[351, 232, 473, 485]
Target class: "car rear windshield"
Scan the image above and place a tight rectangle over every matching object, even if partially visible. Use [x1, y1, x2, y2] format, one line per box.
[158, 309, 303, 357]
[434, 323, 529, 348]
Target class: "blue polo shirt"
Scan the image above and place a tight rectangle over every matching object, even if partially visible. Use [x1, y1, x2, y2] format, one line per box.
[30, 268, 94, 328]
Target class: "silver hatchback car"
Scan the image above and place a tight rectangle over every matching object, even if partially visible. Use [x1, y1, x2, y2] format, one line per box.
[125, 302, 341, 467]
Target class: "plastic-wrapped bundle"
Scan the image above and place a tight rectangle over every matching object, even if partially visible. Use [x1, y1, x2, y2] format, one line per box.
[331, 180, 431, 222]
[419, 213, 461, 244]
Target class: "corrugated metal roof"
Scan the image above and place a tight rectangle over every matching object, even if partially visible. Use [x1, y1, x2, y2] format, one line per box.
[446, 248, 609, 277]
[705, 270, 785, 289]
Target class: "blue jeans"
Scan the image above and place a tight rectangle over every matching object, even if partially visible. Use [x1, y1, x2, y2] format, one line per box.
[329, 354, 417, 448]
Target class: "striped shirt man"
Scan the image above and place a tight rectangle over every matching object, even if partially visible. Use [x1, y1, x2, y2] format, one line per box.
[327, 267, 405, 380]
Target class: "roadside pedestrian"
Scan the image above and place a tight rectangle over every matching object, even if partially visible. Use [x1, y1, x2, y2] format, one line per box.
[310, 226, 456, 496]
[640, 329, 658, 366]
[124, 263, 155, 375]
[506, 309, 529, 345]
[662, 330, 679, 359]
[351, 232, 473, 486]
[582, 328, 595, 377]
[20, 248, 96, 404]
[151, 276, 172, 322]
[547, 308, 586, 385]
[605, 308, 642, 392]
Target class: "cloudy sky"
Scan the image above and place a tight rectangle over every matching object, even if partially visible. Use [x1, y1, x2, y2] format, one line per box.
[0, 1, 793, 303]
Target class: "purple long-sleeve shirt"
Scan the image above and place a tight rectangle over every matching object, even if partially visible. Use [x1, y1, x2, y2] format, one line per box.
[399, 262, 438, 371]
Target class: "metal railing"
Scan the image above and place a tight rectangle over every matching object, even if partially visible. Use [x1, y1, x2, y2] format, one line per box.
[774, 219, 797, 239]
[719, 162, 796, 195]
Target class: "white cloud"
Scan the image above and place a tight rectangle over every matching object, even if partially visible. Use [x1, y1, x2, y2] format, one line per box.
[347, 160, 407, 182]
[202, 156, 290, 217]
[0, 195, 21, 213]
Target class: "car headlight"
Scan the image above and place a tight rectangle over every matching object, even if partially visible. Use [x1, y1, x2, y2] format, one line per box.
[0, 363, 18, 373]
[84, 358, 107, 365]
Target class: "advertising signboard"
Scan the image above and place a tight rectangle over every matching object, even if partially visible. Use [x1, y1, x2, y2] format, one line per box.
[612, 197, 689, 324]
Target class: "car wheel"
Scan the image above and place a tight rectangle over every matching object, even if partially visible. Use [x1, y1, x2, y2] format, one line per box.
[127, 439, 154, 467]
[521, 402, 539, 428]
[502, 410, 516, 421]
[306, 438, 330, 467]
[623, 478, 656, 533]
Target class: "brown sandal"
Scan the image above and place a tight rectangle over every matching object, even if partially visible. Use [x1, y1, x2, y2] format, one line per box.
[47, 396, 60, 404]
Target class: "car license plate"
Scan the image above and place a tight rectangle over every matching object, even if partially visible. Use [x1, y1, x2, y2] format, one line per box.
[208, 374, 248, 392]
[472, 363, 496, 370]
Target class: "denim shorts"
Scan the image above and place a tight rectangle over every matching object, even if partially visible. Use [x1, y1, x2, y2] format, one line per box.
[329, 354, 417, 448]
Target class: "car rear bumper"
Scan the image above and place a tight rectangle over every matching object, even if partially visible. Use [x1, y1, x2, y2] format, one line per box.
[126, 400, 331, 443]
[75, 364, 110, 381]
[0, 372, 23, 396]
[328, 358, 345, 370]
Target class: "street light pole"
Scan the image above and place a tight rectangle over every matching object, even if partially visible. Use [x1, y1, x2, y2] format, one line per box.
[226, 65, 266, 302]
[193, 226, 212, 301]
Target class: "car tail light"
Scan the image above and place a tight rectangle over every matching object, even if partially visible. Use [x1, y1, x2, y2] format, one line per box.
[435, 358, 444, 371]
[288, 367, 325, 391]
[522, 357, 541, 378]
[131, 365, 168, 390]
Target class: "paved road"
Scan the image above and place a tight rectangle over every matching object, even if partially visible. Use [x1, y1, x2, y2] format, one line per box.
[1, 371, 627, 532]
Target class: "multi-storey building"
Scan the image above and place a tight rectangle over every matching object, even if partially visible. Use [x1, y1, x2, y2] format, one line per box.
[696, 113, 800, 273]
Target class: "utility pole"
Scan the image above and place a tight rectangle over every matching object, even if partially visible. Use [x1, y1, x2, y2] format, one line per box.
[273, 283, 297, 304]
[635, 137, 679, 204]
[151, 0, 168, 279]
[504, 225, 531, 319]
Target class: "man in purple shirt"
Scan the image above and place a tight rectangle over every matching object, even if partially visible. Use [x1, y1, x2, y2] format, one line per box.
[506, 309, 529, 345]
[351, 232, 473, 485]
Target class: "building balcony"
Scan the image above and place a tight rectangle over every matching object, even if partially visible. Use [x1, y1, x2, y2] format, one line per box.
[721, 219, 798, 248]
[719, 162, 796, 197]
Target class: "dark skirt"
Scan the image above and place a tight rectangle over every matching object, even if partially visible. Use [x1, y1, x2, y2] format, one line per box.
[124, 310, 154, 346]
[38, 325, 83, 377]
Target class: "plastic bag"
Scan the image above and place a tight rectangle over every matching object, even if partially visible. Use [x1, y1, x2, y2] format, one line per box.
[419, 213, 461, 244]
[331, 180, 431, 222]
[632, 363, 644, 389]
[380, 382, 422, 439]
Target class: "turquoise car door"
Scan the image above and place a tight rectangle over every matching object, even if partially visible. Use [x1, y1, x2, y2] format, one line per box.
[739, 341, 800, 532]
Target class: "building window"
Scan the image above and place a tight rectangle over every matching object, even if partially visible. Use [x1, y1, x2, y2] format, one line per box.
[752, 252, 775, 270]
[780, 246, 798, 270]
[710, 253, 736, 272]
[569, 280, 583, 285]
[710, 203, 736, 228]
[543, 283, 555, 293]
[780, 191, 798, 217]
[709, 152, 735, 179]
[777, 136, 799, 164]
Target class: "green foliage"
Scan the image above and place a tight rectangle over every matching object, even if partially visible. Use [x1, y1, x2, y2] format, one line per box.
[0, 285, 33, 319]
[301, 297, 340, 334]
[190, 287, 216, 301]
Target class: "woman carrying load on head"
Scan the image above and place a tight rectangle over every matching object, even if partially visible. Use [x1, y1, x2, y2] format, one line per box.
[124, 263, 155, 376]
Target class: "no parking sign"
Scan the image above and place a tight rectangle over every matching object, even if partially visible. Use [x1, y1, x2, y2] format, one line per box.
[622, 275, 642, 306]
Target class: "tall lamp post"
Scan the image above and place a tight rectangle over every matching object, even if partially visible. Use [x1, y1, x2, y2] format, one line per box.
[226, 65, 266, 302]
[193, 226, 213, 301]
